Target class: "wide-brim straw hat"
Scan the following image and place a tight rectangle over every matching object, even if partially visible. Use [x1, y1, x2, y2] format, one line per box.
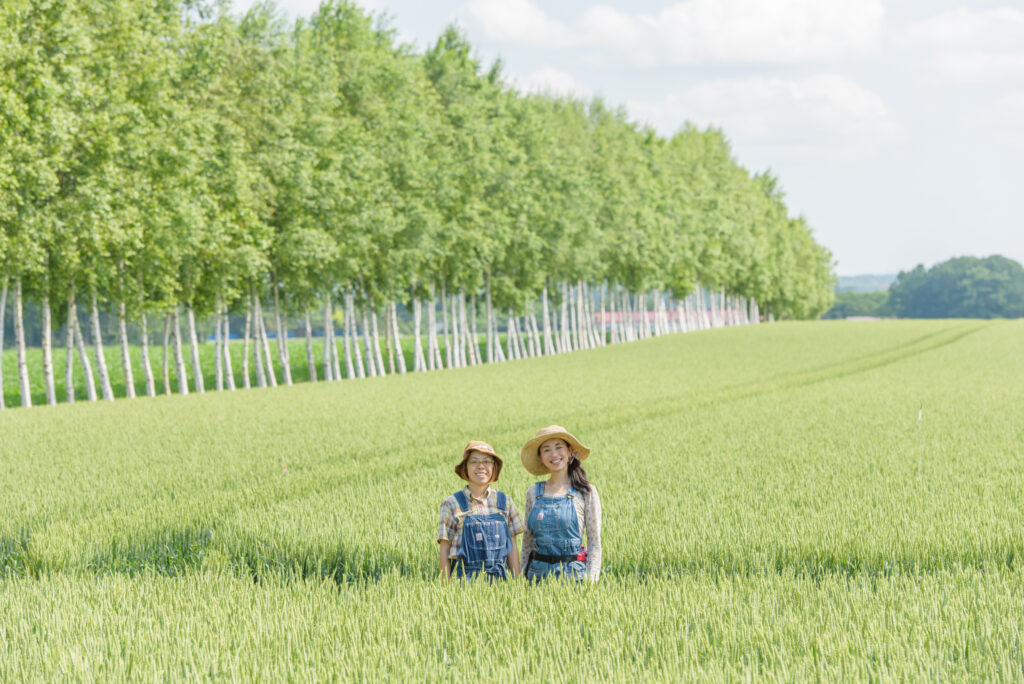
[455, 441, 504, 483]
[520, 425, 590, 476]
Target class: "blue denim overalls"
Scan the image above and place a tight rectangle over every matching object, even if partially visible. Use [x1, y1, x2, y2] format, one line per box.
[451, 489, 515, 581]
[525, 482, 586, 581]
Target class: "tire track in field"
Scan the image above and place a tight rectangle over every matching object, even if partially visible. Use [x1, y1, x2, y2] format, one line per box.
[566, 320, 995, 433]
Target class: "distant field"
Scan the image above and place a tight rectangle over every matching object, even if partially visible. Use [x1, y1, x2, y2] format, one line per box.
[2, 320, 1023, 679]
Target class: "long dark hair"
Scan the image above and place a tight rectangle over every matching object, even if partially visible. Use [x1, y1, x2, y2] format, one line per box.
[567, 454, 592, 494]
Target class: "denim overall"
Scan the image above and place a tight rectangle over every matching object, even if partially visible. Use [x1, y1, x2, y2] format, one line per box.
[451, 489, 514, 581]
[525, 482, 586, 581]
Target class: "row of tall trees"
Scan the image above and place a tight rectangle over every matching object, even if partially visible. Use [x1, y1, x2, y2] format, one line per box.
[0, 0, 835, 408]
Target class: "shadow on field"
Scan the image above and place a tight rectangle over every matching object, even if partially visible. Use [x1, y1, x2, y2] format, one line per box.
[86, 528, 215, 576]
[0, 530, 32, 577]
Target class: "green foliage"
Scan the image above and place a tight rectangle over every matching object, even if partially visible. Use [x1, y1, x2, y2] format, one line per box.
[821, 290, 889, 319]
[888, 255, 1024, 319]
[1, 320, 1023, 677]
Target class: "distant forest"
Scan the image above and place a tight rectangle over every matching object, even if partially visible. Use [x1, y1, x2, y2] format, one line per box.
[823, 255, 1024, 319]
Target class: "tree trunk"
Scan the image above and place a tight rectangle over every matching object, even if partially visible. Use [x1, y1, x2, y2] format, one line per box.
[392, 301, 406, 374]
[541, 285, 555, 356]
[458, 289, 472, 366]
[485, 278, 495, 363]
[505, 309, 517, 360]
[322, 297, 334, 381]
[74, 306, 97, 402]
[272, 282, 292, 385]
[450, 291, 462, 368]
[440, 283, 451, 369]
[273, 283, 292, 386]
[140, 306, 156, 397]
[0, 278, 6, 410]
[384, 303, 396, 375]
[214, 301, 223, 392]
[162, 313, 172, 395]
[172, 306, 189, 395]
[469, 294, 480, 365]
[528, 312, 542, 357]
[331, 318, 342, 381]
[413, 295, 425, 372]
[186, 303, 205, 394]
[114, 300, 134, 399]
[222, 307, 235, 391]
[255, 297, 277, 387]
[90, 294, 114, 401]
[64, 294, 75, 404]
[241, 305, 252, 389]
[427, 288, 439, 370]
[304, 311, 317, 382]
[370, 300, 386, 376]
[40, 293, 56, 405]
[345, 291, 359, 379]
[361, 308, 376, 378]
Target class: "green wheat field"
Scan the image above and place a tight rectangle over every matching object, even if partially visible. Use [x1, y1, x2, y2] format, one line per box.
[2, 320, 1023, 680]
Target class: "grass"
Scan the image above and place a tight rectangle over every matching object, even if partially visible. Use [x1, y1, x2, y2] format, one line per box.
[1, 319, 1023, 680]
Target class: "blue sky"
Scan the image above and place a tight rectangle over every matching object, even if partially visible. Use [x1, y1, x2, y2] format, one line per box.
[236, 0, 1024, 275]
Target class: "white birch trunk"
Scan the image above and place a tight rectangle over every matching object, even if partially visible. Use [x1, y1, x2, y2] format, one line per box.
[413, 294, 425, 372]
[273, 284, 292, 386]
[598, 284, 607, 346]
[214, 301, 223, 391]
[304, 311, 317, 382]
[608, 286, 619, 345]
[222, 308, 235, 391]
[40, 293, 55, 405]
[505, 309, 517, 360]
[469, 294, 480, 365]
[90, 294, 114, 401]
[392, 302, 406, 374]
[255, 297, 277, 387]
[186, 303, 205, 393]
[450, 292, 461, 368]
[65, 294, 75, 403]
[241, 306, 252, 389]
[485, 278, 495, 363]
[75, 306, 97, 402]
[541, 285, 555, 356]
[493, 308, 506, 363]
[117, 300, 135, 398]
[360, 308, 376, 378]
[528, 312, 542, 357]
[345, 292, 359, 379]
[439, 283, 450, 369]
[162, 313, 171, 395]
[172, 306, 189, 395]
[0, 278, 6, 410]
[330, 320, 342, 381]
[322, 298, 334, 381]
[559, 282, 570, 353]
[413, 297, 425, 372]
[384, 303, 396, 375]
[458, 290, 472, 366]
[140, 307, 156, 397]
[426, 289, 438, 370]
[370, 302, 385, 376]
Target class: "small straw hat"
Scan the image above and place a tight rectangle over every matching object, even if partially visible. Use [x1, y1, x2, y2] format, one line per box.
[455, 441, 504, 483]
[520, 425, 590, 476]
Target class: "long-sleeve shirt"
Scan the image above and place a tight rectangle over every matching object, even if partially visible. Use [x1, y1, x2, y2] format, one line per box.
[519, 482, 602, 581]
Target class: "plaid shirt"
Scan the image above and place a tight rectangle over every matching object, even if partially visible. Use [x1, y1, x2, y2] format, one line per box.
[437, 487, 526, 559]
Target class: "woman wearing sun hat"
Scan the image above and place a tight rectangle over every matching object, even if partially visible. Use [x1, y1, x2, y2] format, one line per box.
[437, 440, 525, 581]
[520, 426, 602, 582]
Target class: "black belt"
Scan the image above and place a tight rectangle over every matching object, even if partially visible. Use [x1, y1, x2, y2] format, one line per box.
[530, 552, 578, 564]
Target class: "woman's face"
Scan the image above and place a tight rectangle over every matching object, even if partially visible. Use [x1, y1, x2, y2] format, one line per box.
[539, 439, 571, 473]
[465, 450, 496, 485]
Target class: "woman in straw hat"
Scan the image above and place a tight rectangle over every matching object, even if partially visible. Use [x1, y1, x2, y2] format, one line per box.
[437, 441, 525, 580]
[519, 426, 602, 582]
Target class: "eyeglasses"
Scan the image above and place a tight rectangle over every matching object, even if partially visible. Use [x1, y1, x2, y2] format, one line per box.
[467, 459, 495, 467]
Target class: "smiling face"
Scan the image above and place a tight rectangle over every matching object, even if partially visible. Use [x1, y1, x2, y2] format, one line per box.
[465, 450, 497, 485]
[538, 438, 571, 473]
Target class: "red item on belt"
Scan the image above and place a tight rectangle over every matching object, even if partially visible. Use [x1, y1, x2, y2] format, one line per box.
[577, 546, 587, 562]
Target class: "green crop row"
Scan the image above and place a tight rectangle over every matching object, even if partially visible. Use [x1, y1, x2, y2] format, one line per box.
[1, 320, 1022, 680]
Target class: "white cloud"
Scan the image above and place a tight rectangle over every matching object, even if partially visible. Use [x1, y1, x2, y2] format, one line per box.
[466, 0, 884, 64]
[906, 7, 1024, 81]
[508, 66, 588, 97]
[464, 0, 575, 46]
[628, 74, 896, 155]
